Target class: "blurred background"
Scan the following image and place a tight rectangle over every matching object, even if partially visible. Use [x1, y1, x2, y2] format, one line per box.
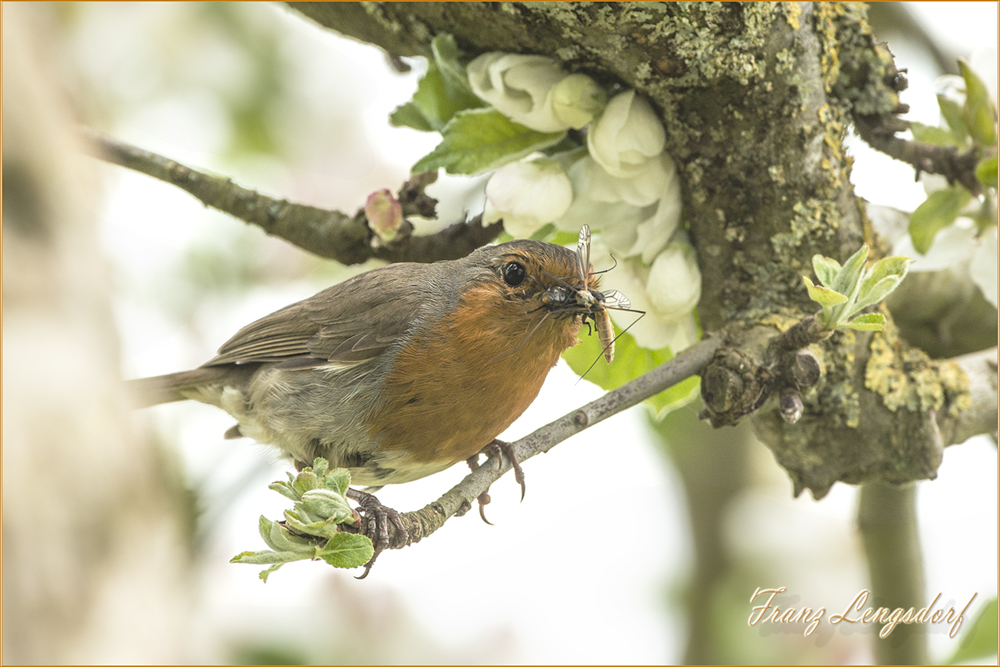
[3, 3, 996, 664]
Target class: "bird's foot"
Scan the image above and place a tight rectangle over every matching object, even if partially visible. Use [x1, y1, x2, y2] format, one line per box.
[485, 439, 526, 501]
[462, 440, 526, 525]
[346, 487, 408, 579]
[463, 453, 495, 524]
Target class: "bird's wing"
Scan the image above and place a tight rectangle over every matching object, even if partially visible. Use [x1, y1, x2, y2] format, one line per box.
[204, 263, 428, 369]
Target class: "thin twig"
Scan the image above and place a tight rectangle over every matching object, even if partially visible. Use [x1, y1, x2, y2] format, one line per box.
[855, 115, 983, 196]
[81, 128, 502, 264]
[372, 336, 724, 550]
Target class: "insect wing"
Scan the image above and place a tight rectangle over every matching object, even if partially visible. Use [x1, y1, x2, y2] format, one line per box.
[601, 289, 632, 311]
[575, 225, 591, 284]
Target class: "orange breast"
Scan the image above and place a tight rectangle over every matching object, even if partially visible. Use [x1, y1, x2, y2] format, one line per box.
[365, 283, 581, 466]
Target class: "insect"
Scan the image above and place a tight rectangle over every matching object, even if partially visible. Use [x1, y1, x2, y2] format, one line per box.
[540, 225, 637, 364]
[573, 225, 634, 363]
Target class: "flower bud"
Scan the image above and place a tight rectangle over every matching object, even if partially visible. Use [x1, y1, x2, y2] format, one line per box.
[587, 91, 666, 178]
[468, 53, 569, 132]
[365, 189, 404, 243]
[646, 242, 702, 321]
[550, 73, 605, 129]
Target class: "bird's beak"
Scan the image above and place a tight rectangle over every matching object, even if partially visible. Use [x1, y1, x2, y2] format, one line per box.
[540, 285, 604, 313]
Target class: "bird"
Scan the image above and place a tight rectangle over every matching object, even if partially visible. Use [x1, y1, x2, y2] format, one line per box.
[127, 227, 626, 562]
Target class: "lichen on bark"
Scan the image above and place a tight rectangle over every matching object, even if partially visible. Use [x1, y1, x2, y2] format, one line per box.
[865, 319, 972, 418]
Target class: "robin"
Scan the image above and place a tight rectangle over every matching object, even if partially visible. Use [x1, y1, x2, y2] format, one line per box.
[128, 227, 621, 555]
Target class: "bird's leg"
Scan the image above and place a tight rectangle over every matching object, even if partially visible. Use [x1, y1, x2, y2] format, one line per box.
[464, 453, 494, 525]
[345, 487, 408, 579]
[484, 439, 526, 501]
[461, 439, 527, 525]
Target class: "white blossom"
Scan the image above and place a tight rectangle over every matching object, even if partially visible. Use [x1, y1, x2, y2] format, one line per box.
[555, 152, 681, 264]
[587, 90, 666, 178]
[579, 153, 674, 207]
[626, 193, 682, 265]
[892, 218, 998, 308]
[646, 242, 702, 321]
[592, 249, 700, 351]
[483, 158, 573, 238]
[467, 53, 602, 133]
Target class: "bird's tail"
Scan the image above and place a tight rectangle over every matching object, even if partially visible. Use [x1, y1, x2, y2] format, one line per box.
[124, 366, 244, 408]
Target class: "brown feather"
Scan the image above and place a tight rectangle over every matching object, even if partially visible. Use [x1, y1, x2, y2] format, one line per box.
[204, 262, 428, 368]
[365, 247, 585, 468]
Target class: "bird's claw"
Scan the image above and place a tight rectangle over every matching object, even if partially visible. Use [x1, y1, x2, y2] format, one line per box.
[346, 487, 408, 579]
[465, 453, 494, 524]
[476, 490, 493, 525]
[488, 439, 526, 501]
[464, 441, 526, 525]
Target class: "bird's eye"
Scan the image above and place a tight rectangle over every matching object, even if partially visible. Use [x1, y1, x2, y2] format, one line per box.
[502, 261, 527, 287]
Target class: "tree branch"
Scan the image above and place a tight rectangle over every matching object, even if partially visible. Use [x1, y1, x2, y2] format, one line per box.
[858, 481, 928, 664]
[355, 336, 723, 552]
[704, 311, 997, 498]
[82, 128, 502, 264]
[855, 114, 983, 196]
[947, 347, 999, 444]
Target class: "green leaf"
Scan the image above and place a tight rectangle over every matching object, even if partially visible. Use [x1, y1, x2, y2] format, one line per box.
[945, 597, 998, 665]
[960, 59, 998, 147]
[821, 245, 871, 327]
[977, 155, 998, 189]
[812, 254, 842, 288]
[647, 374, 702, 418]
[562, 325, 700, 419]
[291, 470, 318, 497]
[909, 186, 973, 254]
[549, 230, 582, 246]
[258, 564, 284, 583]
[520, 222, 553, 241]
[268, 475, 301, 503]
[803, 275, 849, 307]
[843, 313, 886, 331]
[316, 532, 374, 569]
[390, 100, 437, 132]
[851, 256, 913, 313]
[430, 34, 475, 97]
[938, 95, 971, 147]
[258, 515, 316, 554]
[850, 276, 901, 315]
[284, 509, 341, 541]
[388, 35, 485, 133]
[310, 457, 329, 477]
[412, 108, 565, 175]
[863, 255, 912, 287]
[390, 61, 485, 133]
[230, 549, 310, 566]
[909, 121, 959, 147]
[300, 489, 353, 525]
[320, 467, 351, 496]
[832, 244, 870, 297]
